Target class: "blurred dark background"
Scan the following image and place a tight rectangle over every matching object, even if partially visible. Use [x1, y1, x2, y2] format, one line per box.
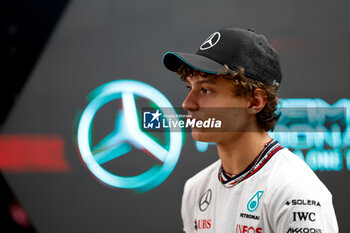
[1, 0, 69, 232]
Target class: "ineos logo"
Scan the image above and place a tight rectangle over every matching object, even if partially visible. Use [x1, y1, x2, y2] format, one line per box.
[200, 32, 221, 50]
[235, 224, 262, 233]
[199, 189, 212, 211]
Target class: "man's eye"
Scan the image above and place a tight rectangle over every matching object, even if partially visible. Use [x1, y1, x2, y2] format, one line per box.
[186, 85, 192, 90]
[201, 88, 212, 94]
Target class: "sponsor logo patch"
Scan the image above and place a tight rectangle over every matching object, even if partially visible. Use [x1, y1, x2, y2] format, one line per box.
[293, 212, 316, 222]
[199, 189, 212, 212]
[235, 224, 262, 233]
[194, 219, 212, 230]
[287, 228, 322, 233]
[247, 191, 264, 212]
[240, 213, 260, 220]
[285, 199, 321, 207]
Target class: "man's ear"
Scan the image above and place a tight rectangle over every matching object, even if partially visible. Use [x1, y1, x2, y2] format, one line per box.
[247, 88, 267, 115]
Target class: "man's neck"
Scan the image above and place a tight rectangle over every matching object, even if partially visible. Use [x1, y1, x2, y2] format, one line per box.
[216, 131, 272, 176]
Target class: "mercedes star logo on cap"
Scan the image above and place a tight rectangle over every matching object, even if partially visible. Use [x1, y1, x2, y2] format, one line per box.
[200, 32, 221, 50]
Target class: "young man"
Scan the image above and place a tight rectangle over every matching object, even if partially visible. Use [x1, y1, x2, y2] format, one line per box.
[162, 27, 338, 233]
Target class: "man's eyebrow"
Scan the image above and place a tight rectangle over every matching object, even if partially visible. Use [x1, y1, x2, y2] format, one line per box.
[199, 79, 217, 84]
[187, 79, 217, 85]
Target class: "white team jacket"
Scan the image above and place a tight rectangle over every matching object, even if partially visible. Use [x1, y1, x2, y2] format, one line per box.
[181, 141, 338, 233]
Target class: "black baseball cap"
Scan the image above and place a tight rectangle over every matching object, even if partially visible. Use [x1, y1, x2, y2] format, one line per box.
[162, 27, 282, 88]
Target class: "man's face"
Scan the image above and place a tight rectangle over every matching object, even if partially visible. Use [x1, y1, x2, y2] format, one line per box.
[183, 73, 252, 143]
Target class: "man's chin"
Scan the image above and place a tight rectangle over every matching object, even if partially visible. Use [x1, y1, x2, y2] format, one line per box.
[191, 131, 219, 143]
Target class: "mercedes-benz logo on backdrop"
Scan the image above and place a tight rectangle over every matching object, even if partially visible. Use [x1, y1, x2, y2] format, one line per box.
[76, 80, 182, 193]
[199, 189, 212, 211]
[200, 32, 221, 50]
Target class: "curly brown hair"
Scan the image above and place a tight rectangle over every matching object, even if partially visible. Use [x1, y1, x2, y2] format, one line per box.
[176, 63, 280, 131]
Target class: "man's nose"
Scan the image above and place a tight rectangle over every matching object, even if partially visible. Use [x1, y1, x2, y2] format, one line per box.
[182, 91, 199, 111]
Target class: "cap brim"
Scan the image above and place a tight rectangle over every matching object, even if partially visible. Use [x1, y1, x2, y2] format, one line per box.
[162, 52, 227, 74]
